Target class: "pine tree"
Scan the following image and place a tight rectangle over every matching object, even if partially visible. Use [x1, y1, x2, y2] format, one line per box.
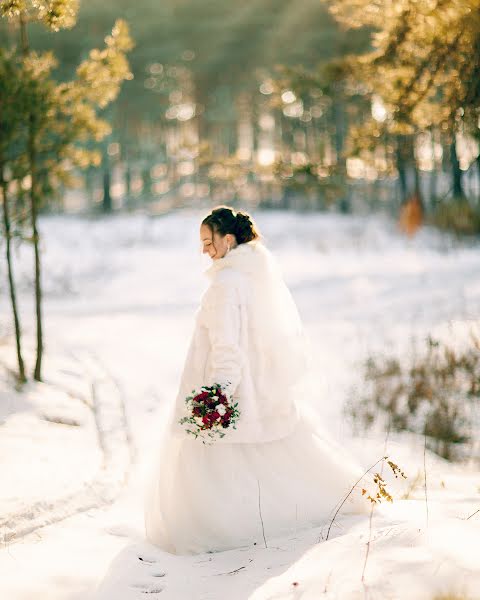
[0, 49, 31, 383]
[0, 1, 134, 380]
[324, 0, 480, 200]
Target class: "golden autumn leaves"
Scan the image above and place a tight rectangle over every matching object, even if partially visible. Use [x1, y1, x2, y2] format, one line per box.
[362, 458, 407, 505]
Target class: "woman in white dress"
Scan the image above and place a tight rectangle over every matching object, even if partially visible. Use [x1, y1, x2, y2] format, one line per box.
[144, 206, 370, 555]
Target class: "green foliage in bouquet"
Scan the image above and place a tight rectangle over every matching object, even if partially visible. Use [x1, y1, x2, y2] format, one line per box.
[179, 383, 241, 444]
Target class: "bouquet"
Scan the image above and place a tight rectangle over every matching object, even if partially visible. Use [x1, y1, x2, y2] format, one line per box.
[179, 382, 240, 442]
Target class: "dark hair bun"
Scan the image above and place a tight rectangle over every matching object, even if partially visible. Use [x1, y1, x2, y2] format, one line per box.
[201, 205, 261, 245]
[235, 211, 258, 244]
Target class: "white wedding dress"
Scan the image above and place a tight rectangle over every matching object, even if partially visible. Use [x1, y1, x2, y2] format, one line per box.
[144, 410, 371, 555]
[144, 241, 371, 555]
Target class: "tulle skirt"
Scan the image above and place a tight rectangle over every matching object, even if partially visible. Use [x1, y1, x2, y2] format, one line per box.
[144, 409, 371, 555]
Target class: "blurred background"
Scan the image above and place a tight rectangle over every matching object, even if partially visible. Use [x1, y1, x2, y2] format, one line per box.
[1, 0, 479, 230]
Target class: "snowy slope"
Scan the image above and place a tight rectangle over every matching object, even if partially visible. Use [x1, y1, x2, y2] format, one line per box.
[0, 209, 479, 600]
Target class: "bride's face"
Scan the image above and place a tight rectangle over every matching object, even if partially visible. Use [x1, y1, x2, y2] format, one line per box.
[200, 224, 231, 260]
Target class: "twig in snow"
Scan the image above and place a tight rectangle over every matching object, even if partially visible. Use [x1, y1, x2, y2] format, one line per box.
[138, 556, 156, 563]
[257, 478, 268, 549]
[213, 558, 253, 576]
[466, 509, 479, 520]
[324, 456, 386, 542]
[424, 429, 429, 529]
[361, 421, 390, 583]
[214, 565, 247, 576]
[0, 528, 16, 559]
[361, 489, 375, 584]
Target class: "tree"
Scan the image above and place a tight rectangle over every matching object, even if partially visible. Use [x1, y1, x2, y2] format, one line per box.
[0, 1, 134, 380]
[0, 49, 32, 382]
[324, 0, 480, 202]
[0, 0, 372, 205]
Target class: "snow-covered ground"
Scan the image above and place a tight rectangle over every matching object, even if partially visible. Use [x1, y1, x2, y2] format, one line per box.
[0, 209, 479, 599]
[0, 353, 100, 521]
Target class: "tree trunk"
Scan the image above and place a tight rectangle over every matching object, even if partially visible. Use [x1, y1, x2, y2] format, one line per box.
[141, 165, 152, 201]
[332, 90, 346, 169]
[429, 131, 437, 210]
[476, 153, 480, 204]
[29, 127, 43, 382]
[20, 14, 43, 381]
[396, 135, 408, 204]
[102, 149, 112, 212]
[1, 166, 27, 383]
[124, 162, 132, 209]
[332, 88, 350, 213]
[450, 137, 464, 199]
[413, 159, 421, 197]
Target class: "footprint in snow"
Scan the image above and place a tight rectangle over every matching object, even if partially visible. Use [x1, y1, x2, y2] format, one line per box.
[134, 556, 166, 593]
[138, 555, 157, 564]
[130, 582, 164, 594]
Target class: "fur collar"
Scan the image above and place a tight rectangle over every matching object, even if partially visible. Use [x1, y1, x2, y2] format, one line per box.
[204, 239, 266, 279]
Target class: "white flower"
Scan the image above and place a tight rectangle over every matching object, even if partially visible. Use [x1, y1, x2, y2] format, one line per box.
[216, 404, 227, 416]
[212, 396, 219, 402]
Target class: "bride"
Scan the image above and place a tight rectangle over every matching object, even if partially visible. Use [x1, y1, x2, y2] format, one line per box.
[144, 205, 370, 555]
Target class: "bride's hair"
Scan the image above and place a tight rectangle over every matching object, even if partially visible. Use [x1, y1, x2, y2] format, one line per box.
[202, 206, 261, 244]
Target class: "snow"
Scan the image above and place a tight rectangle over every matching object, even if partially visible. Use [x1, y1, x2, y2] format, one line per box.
[0, 209, 479, 599]
[0, 347, 133, 547]
[0, 354, 99, 518]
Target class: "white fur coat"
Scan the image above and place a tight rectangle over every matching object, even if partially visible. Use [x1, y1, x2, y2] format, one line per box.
[169, 239, 309, 444]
